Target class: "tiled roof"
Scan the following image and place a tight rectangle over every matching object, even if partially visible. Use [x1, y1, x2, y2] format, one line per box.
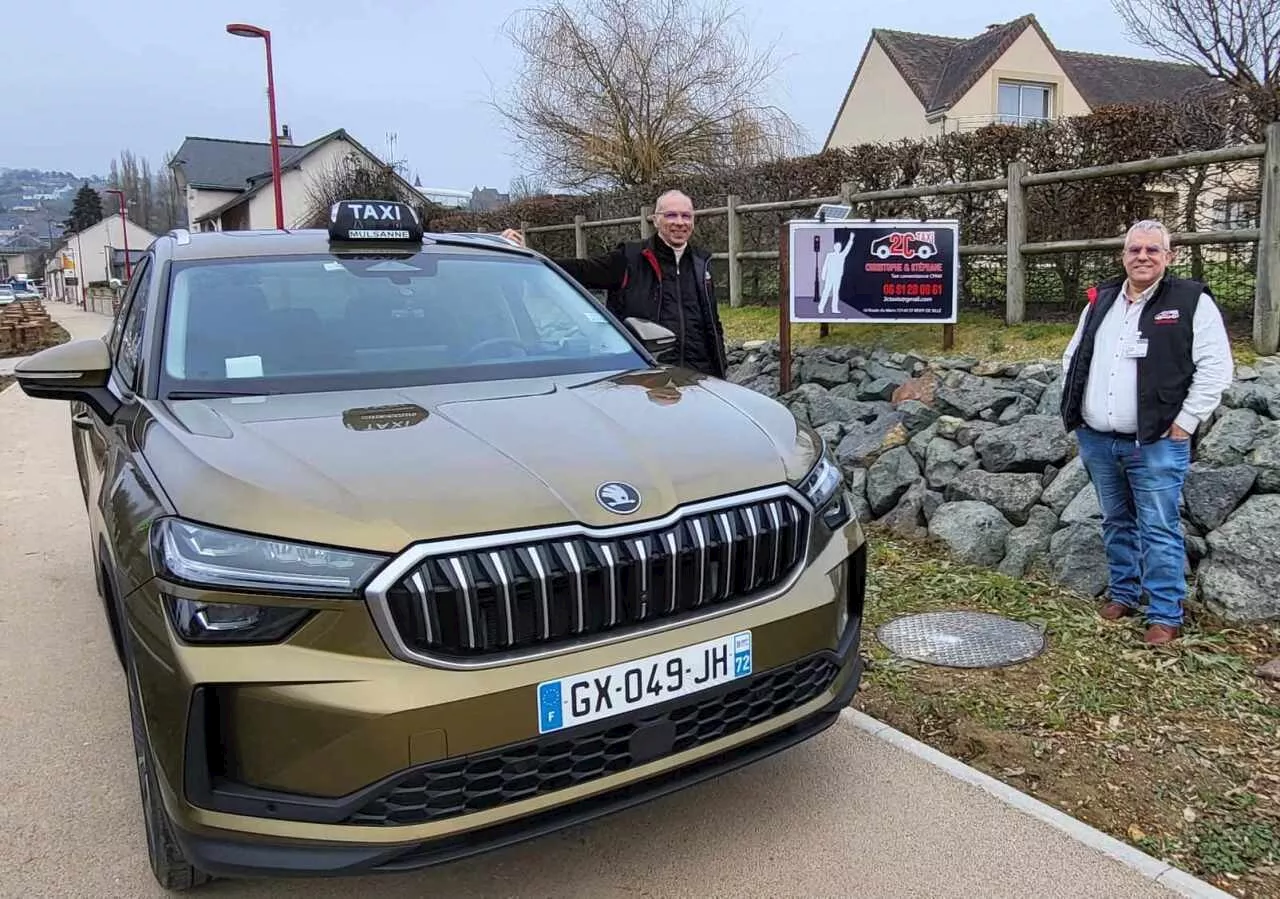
[870, 14, 1216, 115]
[169, 133, 333, 191]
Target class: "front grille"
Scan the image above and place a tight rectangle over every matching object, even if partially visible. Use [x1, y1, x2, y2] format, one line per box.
[344, 655, 839, 826]
[382, 494, 809, 658]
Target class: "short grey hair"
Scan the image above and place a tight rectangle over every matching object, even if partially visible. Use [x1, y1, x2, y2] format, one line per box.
[1126, 219, 1172, 250]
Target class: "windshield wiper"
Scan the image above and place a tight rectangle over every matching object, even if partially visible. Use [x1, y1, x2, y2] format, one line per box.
[166, 389, 272, 399]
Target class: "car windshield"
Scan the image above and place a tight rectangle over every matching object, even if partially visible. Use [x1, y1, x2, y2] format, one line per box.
[158, 250, 647, 395]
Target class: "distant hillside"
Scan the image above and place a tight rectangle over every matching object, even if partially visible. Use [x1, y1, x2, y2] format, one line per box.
[0, 167, 105, 221]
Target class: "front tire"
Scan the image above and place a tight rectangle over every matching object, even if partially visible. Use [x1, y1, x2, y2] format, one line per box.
[118, 583, 212, 891]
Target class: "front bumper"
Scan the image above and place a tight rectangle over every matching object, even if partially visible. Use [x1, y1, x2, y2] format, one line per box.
[125, 508, 867, 881]
[171, 619, 863, 880]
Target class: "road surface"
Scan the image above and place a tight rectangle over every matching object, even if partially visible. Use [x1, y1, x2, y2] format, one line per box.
[0, 305, 1185, 898]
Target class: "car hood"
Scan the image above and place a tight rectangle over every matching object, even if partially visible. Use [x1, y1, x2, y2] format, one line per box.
[142, 370, 820, 554]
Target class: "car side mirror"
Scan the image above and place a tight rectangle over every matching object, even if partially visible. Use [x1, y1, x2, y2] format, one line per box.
[15, 338, 121, 423]
[625, 317, 678, 359]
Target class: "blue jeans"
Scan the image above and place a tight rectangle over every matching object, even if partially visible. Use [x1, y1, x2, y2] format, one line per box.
[1074, 427, 1191, 627]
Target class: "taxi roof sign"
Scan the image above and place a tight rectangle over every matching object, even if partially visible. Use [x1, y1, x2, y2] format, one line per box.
[328, 199, 424, 243]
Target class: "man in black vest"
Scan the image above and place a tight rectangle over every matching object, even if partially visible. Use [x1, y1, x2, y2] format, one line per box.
[501, 190, 727, 378]
[1060, 220, 1233, 645]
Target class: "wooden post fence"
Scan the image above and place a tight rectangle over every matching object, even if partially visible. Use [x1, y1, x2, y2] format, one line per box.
[517, 135, 1278, 353]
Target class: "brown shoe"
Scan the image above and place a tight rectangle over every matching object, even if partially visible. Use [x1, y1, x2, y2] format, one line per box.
[1100, 601, 1137, 621]
[1144, 624, 1180, 646]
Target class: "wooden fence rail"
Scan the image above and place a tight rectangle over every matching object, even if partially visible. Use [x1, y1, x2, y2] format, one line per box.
[520, 122, 1280, 354]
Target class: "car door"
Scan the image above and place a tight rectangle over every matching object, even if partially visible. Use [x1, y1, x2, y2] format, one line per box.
[81, 256, 153, 573]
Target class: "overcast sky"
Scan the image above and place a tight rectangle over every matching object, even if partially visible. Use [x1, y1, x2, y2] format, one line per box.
[13, 1, 1167, 191]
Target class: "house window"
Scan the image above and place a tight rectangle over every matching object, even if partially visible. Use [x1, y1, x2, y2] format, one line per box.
[997, 81, 1052, 125]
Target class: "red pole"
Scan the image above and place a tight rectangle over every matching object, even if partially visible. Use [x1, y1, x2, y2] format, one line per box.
[105, 189, 131, 279]
[263, 31, 284, 230]
[779, 225, 792, 395]
[227, 23, 285, 229]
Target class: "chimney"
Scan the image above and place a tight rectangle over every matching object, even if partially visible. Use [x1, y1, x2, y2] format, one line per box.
[279, 124, 293, 146]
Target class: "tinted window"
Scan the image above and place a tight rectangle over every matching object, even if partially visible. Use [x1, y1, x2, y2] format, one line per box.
[158, 251, 645, 394]
[115, 258, 153, 388]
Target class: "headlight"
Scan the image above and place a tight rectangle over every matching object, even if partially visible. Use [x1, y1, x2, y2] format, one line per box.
[798, 448, 851, 529]
[150, 518, 387, 596]
[165, 596, 313, 645]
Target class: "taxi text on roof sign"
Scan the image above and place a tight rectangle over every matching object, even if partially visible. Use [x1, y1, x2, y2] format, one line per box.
[329, 199, 424, 243]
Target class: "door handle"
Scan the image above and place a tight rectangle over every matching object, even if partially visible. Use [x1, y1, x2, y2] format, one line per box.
[72, 411, 94, 429]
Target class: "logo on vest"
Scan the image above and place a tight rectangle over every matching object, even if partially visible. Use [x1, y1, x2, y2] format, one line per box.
[1153, 309, 1180, 324]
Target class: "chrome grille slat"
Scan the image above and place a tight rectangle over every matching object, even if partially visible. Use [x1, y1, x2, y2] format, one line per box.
[383, 494, 810, 658]
[715, 512, 735, 601]
[767, 501, 784, 581]
[690, 517, 708, 607]
[562, 540, 586, 632]
[487, 551, 516, 646]
[446, 556, 477, 649]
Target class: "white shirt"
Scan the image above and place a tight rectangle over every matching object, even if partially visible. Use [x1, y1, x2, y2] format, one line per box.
[1061, 279, 1234, 435]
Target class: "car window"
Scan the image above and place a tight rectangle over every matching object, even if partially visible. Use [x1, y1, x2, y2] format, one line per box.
[114, 258, 153, 389]
[158, 251, 645, 394]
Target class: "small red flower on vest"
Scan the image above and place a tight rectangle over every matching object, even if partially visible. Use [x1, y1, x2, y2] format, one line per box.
[1086, 285, 1098, 305]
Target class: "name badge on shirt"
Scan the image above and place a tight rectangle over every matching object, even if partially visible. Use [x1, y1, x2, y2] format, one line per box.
[1123, 338, 1149, 358]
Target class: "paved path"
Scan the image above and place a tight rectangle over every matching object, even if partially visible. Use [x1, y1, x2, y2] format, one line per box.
[0, 305, 1190, 898]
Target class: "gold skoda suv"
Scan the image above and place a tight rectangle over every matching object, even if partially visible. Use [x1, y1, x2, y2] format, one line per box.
[15, 200, 867, 890]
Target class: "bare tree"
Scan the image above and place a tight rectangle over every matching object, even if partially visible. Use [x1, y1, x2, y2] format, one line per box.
[300, 151, 435, 229]
[494, 0, 807, 190]
[1112, 0, 1280, 132]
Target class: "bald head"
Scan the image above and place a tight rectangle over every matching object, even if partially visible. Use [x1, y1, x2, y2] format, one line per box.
[652, 189, 695, 248]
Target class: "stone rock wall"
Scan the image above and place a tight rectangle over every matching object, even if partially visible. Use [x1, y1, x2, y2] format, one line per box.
[725, 340, 1280, 624]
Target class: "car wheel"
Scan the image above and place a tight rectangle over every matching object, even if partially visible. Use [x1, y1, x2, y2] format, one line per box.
[117, 582, 213, 890]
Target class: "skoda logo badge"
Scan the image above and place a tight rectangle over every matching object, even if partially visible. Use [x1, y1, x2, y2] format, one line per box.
[596, 482, 641, 515]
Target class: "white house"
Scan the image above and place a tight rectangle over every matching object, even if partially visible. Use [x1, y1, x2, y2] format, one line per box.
[44, 215, 157, 302]
[168, 127, 421, 232]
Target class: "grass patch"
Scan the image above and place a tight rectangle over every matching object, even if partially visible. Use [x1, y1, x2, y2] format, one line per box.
[851, 528, 1280, 896]
[719, 305, 1262, 366]
[0, 375, 12, 394]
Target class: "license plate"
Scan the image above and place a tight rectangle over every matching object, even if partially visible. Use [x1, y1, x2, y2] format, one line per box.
[537, 631, 753, 734]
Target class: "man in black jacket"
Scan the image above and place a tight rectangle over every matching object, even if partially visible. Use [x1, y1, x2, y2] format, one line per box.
[501, 190, 728, 378]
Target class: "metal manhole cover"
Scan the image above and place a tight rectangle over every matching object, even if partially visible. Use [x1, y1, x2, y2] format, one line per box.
[876, 611, 1046, 669]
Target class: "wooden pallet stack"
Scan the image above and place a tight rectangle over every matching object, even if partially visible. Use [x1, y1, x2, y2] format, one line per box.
[0, 300, 54, 357]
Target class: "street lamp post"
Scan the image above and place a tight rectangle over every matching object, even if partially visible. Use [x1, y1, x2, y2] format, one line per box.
[226, 22, 285, 229]
[104, 188, 131, 280]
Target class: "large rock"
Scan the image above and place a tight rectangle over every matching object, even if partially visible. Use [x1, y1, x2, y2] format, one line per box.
[800, 356, 850, 388]
[927, 501, 1013, 567]
[1182, 463, 1257, 532]
[1041, 455, 1091, 514]
[846, 468, 872, 523]
[891, 373, 938, 406]
[1048, 522, 1110, 597]
[807, 393, 884, 429]
[935, 383, 1021, 419]
[866, 447, 922, 516]
[1199, 494, 1280, 622]
[1197, 409, 1263, 468]
[878, 478, 930, 539]
[1244, 424, 1280, 492]
[945, 469, 1044, 526]
[834, 412, 907, 469]
[908, 422, 939, 465]
[924, 437, 978, 490]
[973, 415, 1073, 473]
[1060, 482, 1103, 523]
[998, 505, 1061, 578]
[1035, 378, 1065, 416]
[896, 399, 940, 434]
